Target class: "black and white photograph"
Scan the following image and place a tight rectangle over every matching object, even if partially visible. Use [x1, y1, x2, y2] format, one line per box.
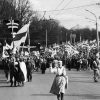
[0, 0, 100, 100]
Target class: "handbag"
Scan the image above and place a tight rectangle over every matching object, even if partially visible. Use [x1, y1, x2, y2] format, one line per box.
[64, 75, 68, 89]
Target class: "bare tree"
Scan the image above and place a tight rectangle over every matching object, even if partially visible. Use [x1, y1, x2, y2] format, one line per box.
[13, 0, 36, 27]
[0, 0, 16, 19]
[0, 0, 37, 42]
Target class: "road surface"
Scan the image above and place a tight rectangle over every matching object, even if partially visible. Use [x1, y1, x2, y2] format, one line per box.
[0, 69, 100, 100]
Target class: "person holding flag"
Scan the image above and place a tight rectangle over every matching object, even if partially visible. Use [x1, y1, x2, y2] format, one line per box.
[11, 22, 30, 54]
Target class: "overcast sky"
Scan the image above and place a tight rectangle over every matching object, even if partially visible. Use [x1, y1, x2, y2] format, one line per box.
[29, 0, 100, 30]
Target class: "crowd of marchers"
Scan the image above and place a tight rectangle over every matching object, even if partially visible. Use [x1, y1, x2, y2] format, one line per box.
[1, 52, 100, 88]
[2, 57, 33, 87]
[0, 41, 100, 87]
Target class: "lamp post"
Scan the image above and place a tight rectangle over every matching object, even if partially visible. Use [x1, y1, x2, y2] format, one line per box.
[85, 9, 99, 53]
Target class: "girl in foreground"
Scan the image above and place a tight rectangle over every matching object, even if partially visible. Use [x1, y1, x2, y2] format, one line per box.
[50, 60, 68, 100]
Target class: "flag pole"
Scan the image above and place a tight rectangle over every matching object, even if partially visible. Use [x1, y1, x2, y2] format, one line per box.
[22, 45, 24, 55]
[10, 17, 14, 50]
[27, 22, 30, 55]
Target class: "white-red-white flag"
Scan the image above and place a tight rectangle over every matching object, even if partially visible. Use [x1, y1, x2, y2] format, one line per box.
[11, 23, 30, 50]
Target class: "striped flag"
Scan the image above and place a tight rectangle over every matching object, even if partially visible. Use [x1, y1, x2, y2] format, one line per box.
[2, 43, 11, 58]
[11, 23, 30, 50]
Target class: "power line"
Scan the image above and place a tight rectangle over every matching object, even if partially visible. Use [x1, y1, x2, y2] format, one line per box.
[50, 0, 64, 18]
[54, 0, 65, 10]
[55, 0, 74, 16]
[36, 3, 99, 13]
[62, 0, 74, 10]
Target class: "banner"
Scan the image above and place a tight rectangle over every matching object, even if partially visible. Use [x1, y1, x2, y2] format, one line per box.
[2, 43, 10, 58]
[11, 23, 30, 53]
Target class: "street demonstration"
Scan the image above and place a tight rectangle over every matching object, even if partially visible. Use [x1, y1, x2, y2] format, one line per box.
[0, 0, 100, 100]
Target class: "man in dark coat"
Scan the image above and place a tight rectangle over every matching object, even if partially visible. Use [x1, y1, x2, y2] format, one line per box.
[26, 58, 33, 82]
[2, 58, 10, 81]
[9, 58, 17, 87]
[41, 59, 46, 74]
[9, 57, 25, 87]
[15, 58, 25, 86]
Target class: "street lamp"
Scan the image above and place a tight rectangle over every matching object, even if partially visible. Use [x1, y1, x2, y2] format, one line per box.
[85, 9, 99, 53]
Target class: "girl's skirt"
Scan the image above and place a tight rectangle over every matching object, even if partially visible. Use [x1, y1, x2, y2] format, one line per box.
[50, 75, 67, 95]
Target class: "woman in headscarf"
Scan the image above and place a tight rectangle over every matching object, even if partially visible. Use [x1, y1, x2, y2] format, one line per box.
[19, 58, 27, 83]
[50, 60, 68, 100]
[15, 57, 25, 86]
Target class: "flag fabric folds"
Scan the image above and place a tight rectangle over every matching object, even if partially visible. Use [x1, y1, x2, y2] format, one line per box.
[11, 23, 30, 51]
[13, 31, 27, 48]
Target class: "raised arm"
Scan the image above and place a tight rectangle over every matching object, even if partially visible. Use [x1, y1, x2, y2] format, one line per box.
[49, 63, 57, 73]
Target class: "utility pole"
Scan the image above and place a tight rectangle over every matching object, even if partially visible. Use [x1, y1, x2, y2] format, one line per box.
[66, 32, 67, 43]
[85, 9, 99, 53]
[27, 24, 30, 55]
[46, 29, 47, 48]
[80, 33, 82, 42]
[42, 11, 47, 48]
[70, 32, 72, 44]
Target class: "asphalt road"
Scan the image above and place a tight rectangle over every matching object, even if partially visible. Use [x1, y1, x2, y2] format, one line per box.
[0, 69, 100, 100]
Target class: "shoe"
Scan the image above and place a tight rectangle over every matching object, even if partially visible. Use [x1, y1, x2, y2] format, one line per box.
[94, 80, 98, 82]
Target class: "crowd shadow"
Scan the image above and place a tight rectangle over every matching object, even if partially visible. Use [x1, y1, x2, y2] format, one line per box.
[31, 94, 54, 96]
[68, 71, 92, 75]
[0, 80, 11, 88]
[70, 76, 90, 78]
[0, 79, 8, 83]
[0, 85, 11, 88]
[31, 93, 100, 99]
[69, 80, 94, 83]
[67, 93, 100, 99]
